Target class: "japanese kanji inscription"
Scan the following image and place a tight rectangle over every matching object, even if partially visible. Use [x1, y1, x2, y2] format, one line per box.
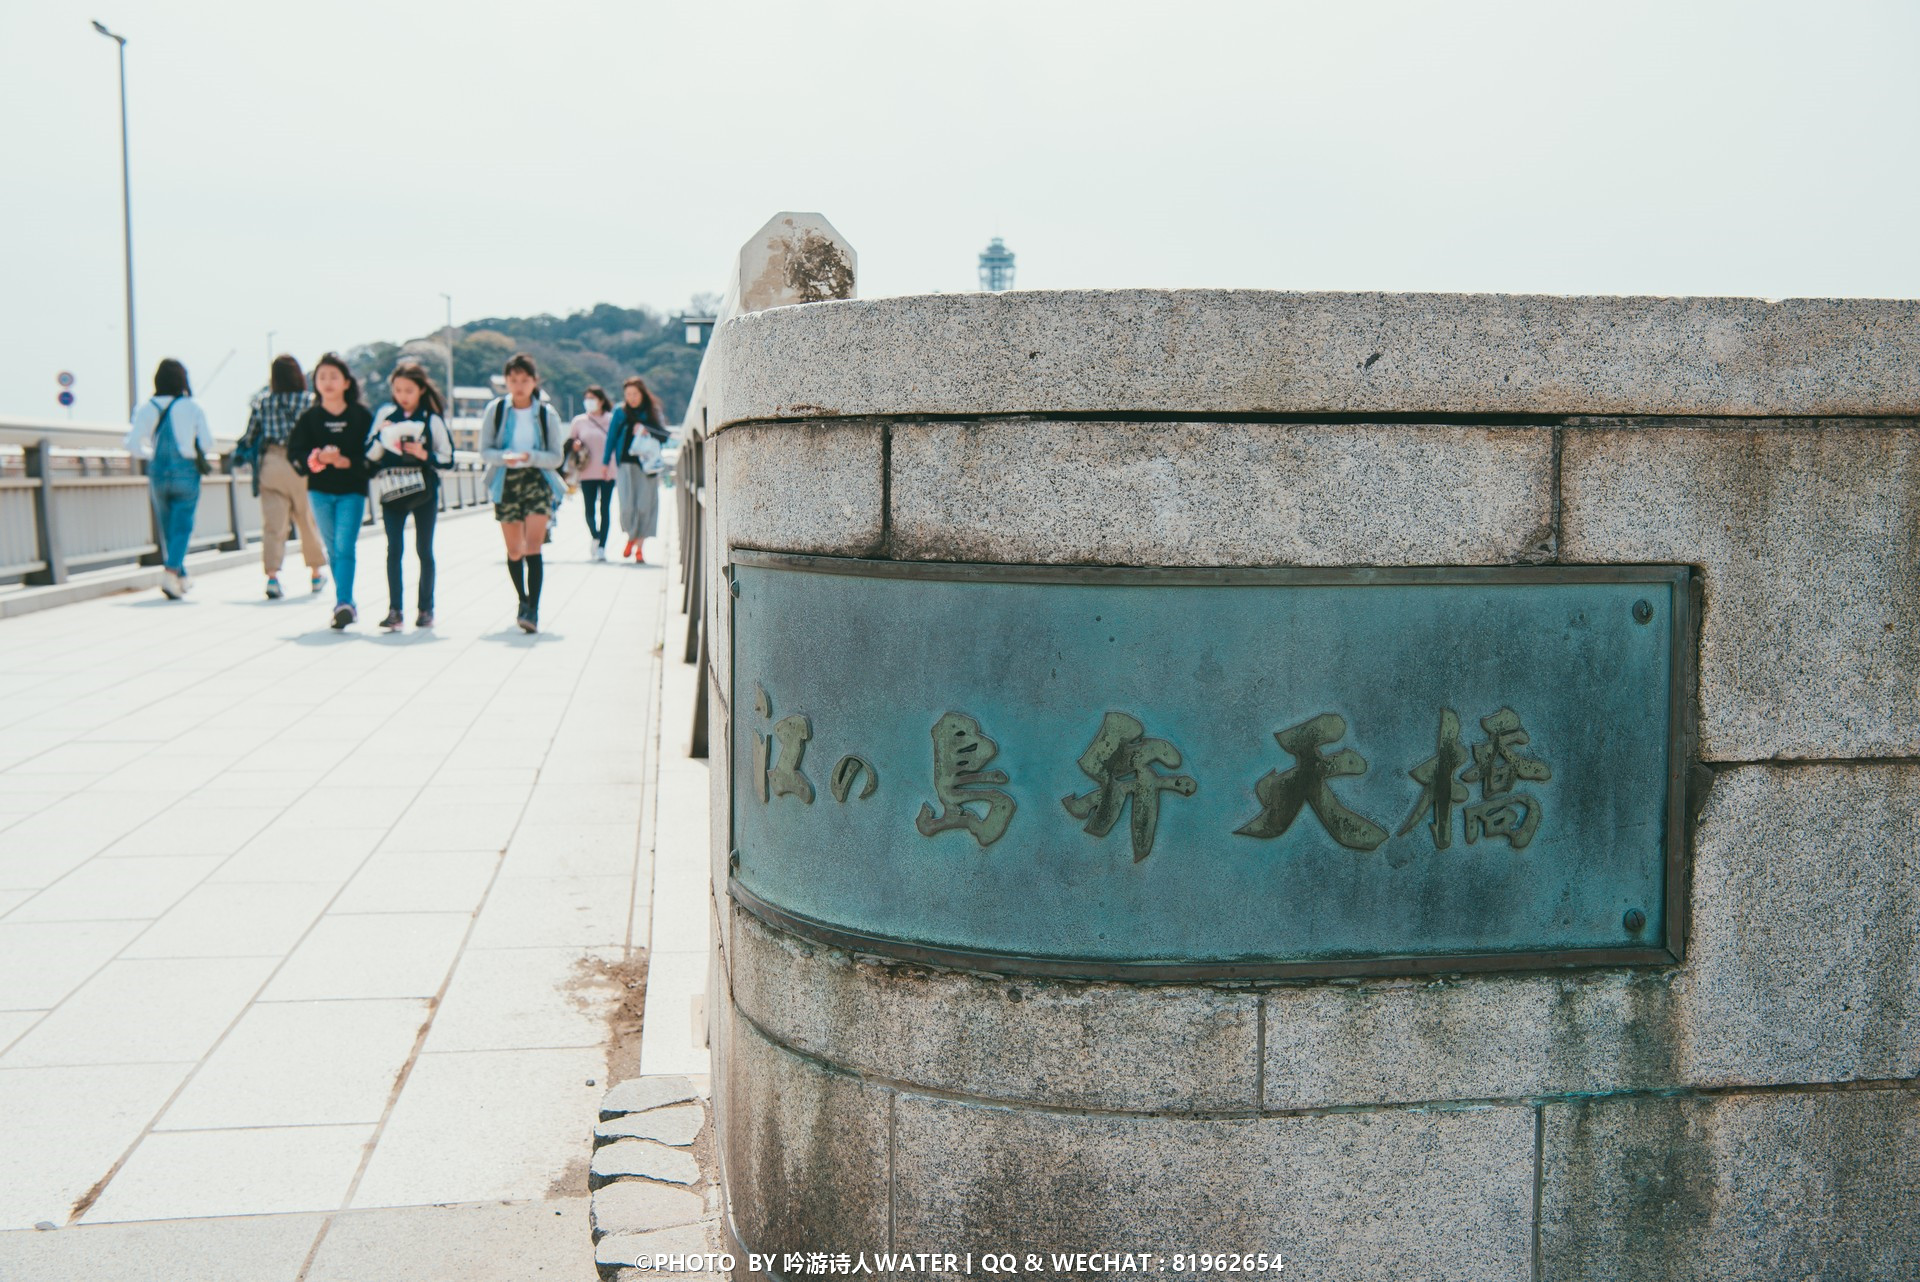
[729, 555, 1689, 978]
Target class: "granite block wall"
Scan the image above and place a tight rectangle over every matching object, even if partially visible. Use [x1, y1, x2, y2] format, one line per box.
[695, 293, 1919, 1279]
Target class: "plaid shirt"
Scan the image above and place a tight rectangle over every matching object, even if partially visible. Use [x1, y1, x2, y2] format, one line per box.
[247, 390, 313, 445]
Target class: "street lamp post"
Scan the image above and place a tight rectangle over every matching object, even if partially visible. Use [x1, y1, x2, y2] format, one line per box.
[266, 330, 277, 365]
[92, 20, 136, 417]
[440, 292, 455, 407]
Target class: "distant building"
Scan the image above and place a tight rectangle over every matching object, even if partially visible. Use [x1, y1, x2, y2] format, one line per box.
[677, 314, 718, 347]
[978, 237, 1016, 292]
[447, 385, 496, 451]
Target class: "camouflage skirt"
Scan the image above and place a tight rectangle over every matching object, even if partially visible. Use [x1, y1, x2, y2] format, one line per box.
[495, 468, 555, 523]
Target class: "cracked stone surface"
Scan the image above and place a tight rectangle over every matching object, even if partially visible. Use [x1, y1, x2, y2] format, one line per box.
[591, 1139, 701, 1186]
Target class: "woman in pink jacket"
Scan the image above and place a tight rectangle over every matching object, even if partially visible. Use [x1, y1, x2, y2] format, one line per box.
[567, 385, 618, 562]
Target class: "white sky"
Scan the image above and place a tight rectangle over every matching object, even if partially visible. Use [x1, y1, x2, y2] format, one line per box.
[5, 0, 1920, 433]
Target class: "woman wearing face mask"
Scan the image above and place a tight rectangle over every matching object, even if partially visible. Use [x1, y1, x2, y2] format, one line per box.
[567, 385, 617, 562]
[368, 361, 455, 630]
[602, 376, 669, 562]
[122, 357, 216, 600]
[478, 352, 568, 632]
[287, 353, 375, 629]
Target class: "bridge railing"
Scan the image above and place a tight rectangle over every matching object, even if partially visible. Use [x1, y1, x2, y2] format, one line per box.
[0, 418, 491, 588]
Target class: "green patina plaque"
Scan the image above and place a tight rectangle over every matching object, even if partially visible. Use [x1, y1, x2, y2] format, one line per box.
[728, 554, 1692, 979]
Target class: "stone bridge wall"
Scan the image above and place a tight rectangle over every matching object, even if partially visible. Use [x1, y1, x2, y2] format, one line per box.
[697, 292, 1919, 1280]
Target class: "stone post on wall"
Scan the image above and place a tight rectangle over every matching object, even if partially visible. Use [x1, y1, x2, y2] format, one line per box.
[694, 291, 1920, 1280]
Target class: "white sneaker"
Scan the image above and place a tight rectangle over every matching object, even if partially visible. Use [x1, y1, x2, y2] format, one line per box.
[160, 570, 182, 600]
[178, 573, 192, 595]
[591, 544, 607, 562]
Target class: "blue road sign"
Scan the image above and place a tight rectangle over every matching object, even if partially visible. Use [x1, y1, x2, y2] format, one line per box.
[57, 391, 74, 407]
[56, 371, 74, 388]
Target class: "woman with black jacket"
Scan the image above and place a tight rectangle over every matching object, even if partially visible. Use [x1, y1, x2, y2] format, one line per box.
[602, 376, 670, 562]
[287, 353, 374, 629]
[367, 361, 455, 630]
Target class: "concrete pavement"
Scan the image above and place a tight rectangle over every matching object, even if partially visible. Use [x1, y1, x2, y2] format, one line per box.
[0, 507, 687, 1279]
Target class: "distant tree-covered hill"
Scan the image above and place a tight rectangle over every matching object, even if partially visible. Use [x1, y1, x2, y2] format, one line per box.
[345, 297, 717, 424]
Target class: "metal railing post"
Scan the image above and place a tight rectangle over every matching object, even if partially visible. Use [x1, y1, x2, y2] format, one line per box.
[23, 438, 67, 586]
[221, 475, 243, 551]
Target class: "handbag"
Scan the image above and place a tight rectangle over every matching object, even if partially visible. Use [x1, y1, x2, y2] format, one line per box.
[372, 465, 429, 509]
[370, 415, 433, 510]
[627, 431, 663, 475]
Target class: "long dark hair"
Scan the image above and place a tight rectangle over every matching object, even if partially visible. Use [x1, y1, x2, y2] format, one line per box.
[389, 361, 446, 420]
[153, 358, 191, 398]
[312, 352, 362, 406]
[269, 354, 306, 394]
[622, 375, 665, 426]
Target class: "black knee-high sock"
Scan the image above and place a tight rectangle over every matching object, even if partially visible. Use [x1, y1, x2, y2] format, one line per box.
[525, 554, 544, 611]
[507, 556, 526, 602]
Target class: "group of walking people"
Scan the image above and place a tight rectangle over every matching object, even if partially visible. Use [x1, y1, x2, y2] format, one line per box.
[121, 350, 672, 634]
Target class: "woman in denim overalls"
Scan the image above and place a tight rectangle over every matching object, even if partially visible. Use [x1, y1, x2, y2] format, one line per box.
[122, 358, 216, 600]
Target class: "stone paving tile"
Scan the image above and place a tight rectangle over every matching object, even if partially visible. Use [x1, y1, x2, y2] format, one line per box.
[82, 1123, 376, 1223]
[350, 1047, 607, 1208]
[4, 855, 223, 923]
[466, 875, 633, 949]
[0, 1213, 321, 1282]
[331, 849, 502, 915]
[304, 1198, 595, 1281]
[262, 912, 471, 1001]
[0, 921, 148, 1009]
[0, 1062, 194, 1230]
[1, 956, 277, 1067]
[119, 882, 335, 960]
[424, 945, 621, 1053]
[157, 998, 430, 1130]
[212, 825, 387, 883]
[498, 822, 641, 880]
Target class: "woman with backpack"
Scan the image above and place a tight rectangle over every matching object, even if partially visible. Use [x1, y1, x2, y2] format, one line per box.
[567, 385, 617, 562]
[479, 352, 568, 632]
[603, 376, 669, 562]
[287, 353, 375, 630]
[122, 357, 215, 600]
[238, 354, 327, 600]
[367, 361, 455, 630]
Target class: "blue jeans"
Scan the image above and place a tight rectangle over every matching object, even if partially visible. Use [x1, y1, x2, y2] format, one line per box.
[383, 500, 436, 613]
[148, 447, 201, 573]
[308, 491, 366, 606]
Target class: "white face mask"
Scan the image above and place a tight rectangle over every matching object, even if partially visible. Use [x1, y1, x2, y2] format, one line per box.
[584, 399, 602, 414]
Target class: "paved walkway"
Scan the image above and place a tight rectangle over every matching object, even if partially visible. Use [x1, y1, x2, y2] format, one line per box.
[0, 509, 680, 1278]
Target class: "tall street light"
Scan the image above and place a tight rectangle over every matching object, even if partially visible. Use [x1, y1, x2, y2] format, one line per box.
[92, 20, 136, 417]
[440, 293, 455, 405]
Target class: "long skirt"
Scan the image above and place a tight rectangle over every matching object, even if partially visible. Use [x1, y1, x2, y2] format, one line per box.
[616, 463, 659, 540]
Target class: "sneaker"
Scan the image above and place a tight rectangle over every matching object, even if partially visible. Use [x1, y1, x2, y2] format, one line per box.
[414, 610, 434, 629]
[265, 576, 283, 600]
[622, 538, 637, 559]
[516, 603, 537, 634]
[379, 610, 404, 631]
[159, 570, 182, 600]
[311, 568, 327, 594]
[178, 573, 192, 595]
[330, 603, 355, 630]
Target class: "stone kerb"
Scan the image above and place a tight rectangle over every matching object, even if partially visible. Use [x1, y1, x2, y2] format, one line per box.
[700, 289, 1920, 1277]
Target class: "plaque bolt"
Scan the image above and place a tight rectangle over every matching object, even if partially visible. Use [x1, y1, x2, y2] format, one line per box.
[1623, 908, 1647, 932]
[1632, 599, 1653, 624]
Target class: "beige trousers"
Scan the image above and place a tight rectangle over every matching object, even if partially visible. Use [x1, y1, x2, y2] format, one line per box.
[258, 450, 327, 575]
